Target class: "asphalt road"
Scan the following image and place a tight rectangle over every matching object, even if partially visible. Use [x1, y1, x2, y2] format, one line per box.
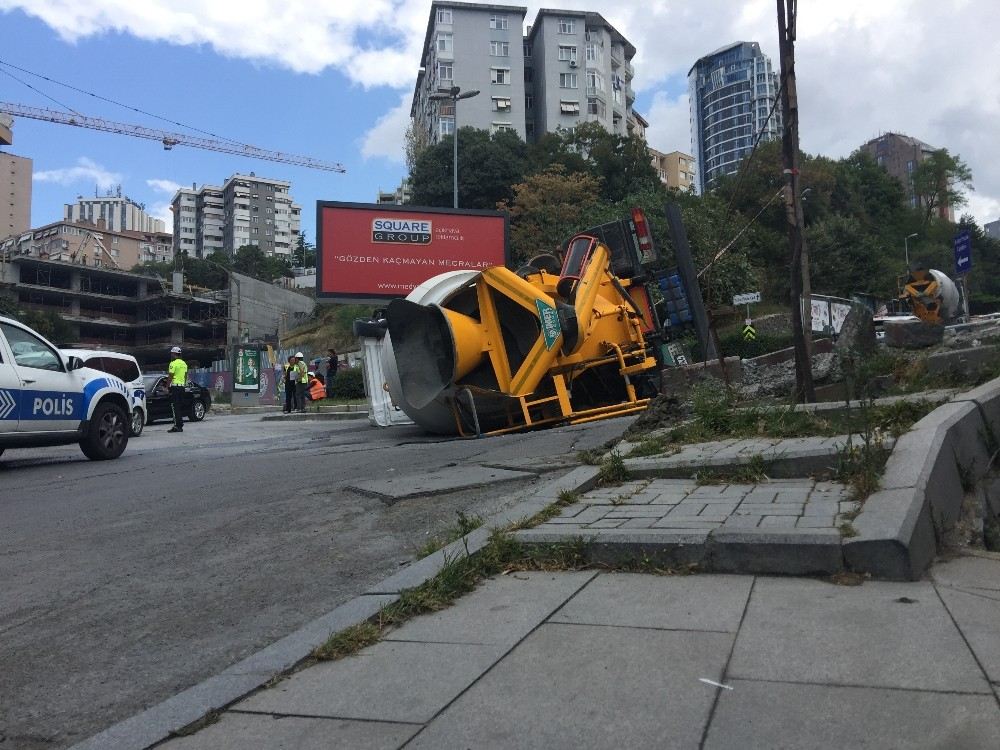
[0, 411, 631, 749]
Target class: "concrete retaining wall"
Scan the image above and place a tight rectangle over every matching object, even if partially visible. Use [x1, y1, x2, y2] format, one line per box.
[845, 377, 1000, 580]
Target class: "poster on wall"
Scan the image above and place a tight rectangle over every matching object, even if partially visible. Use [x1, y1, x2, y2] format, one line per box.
[316, 202, 509, 303]
[233, 345, 261, 392]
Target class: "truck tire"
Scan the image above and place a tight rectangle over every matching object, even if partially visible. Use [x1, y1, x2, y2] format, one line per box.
[80, 401, 129, 460]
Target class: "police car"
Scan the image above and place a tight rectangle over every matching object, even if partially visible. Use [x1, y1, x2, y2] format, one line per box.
[61, 348, 147, 437]
[0, 315, 132, 461]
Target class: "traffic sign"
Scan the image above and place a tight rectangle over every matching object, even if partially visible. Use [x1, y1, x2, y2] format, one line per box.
[733, 291, 761, 306]
[742, 324, 757, 341]
[954, 230, 972, 275]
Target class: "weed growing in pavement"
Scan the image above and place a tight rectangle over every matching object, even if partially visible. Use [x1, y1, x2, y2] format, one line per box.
[694, 454, 770, 485]
[836, 398, 892, 501]
[576, 448, 605, 465]
[838, 521, 859, 538]
[598, 450, 630, 484]
[627, 433, 672, 458]
[416, 511, 485, 559]
[313, 621, 381, 660]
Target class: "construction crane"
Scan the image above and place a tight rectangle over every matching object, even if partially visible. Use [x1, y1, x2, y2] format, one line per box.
[0, 101, 346, 173]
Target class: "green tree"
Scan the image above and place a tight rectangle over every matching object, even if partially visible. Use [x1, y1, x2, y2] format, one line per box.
[560, 122, 662, 202]
[499, 165, 601, 264]
[409, 127, 528, 209]
[405, 120, 431, 175]
[294, 232, 317, 268]
[911, 149, 973, 224]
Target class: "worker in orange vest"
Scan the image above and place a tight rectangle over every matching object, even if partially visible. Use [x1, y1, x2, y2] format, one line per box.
[306, 372, 326, 403]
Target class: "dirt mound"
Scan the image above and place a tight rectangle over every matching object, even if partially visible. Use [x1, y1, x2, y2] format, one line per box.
[627, 394, 692, 436]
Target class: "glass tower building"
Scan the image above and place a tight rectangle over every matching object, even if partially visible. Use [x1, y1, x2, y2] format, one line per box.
[688, 41, 781, 194]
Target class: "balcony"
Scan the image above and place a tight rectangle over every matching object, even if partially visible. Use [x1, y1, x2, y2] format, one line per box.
[610, 47, 623, 66]
[625, 61, 634, 78]
[586, 86, 606, 102]
[625, 85, 635, 102]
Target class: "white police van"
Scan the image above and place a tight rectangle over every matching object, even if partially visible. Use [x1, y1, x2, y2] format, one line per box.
[0, 315, 132, 461]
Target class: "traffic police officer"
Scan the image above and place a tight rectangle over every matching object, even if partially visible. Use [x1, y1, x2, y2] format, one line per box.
[167, 345, 188, 433]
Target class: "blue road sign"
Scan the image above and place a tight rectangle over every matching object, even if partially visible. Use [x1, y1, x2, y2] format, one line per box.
[954, 230, 972, 275]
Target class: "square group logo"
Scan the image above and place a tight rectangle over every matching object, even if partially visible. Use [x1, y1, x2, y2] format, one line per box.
[317, 202, 509, 302]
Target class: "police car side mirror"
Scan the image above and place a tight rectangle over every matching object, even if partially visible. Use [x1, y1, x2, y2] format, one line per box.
[67, 355, 85, 371]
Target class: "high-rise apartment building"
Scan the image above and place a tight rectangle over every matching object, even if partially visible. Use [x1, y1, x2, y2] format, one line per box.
[411, 2, 639, 146]
[688, 42, 781, 194]
[65, 191, 166, 234]
[858, 132, 954, 220]
[170, 173, 300, 258]
[649, 148, 696, 192]
[985, 219, 1000, 240]
[1, 151, 32, 237]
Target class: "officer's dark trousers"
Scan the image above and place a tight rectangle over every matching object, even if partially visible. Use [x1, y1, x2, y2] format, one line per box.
[170, 386, 185, 430]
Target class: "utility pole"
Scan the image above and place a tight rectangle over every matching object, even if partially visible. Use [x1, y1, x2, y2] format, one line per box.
[777, 0, 815, 403]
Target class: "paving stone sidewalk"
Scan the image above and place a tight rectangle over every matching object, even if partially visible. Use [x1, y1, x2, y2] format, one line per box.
[534, 478, 859, 533]
[161, 554, 1000, 749]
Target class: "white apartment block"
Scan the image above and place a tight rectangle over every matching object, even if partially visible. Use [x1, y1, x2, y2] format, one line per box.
[65, 192, 166, 234]
[412, 2, 640, 146]
[170, 173, 300, 259]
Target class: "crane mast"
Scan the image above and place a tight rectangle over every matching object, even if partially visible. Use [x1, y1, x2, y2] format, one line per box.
[0, 101, 346, 173]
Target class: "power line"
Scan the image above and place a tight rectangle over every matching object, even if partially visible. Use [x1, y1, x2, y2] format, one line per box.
[0, 57, 245, 147]
[0, 65, 80, 115]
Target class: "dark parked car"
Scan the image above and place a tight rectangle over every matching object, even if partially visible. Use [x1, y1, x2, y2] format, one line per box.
[143, 374, 212, 424]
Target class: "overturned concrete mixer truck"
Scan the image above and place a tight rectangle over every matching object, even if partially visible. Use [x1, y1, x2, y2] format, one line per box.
[367, 209, 664, 436]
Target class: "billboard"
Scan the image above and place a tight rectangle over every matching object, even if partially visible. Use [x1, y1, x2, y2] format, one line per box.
[316, 202, 509, 302]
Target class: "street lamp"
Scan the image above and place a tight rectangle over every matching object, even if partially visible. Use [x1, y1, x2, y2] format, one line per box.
[904, 233, 918, 269]
[428, 86, 480, 208]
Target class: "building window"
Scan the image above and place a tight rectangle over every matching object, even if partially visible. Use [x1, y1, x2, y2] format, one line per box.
[490, 40, 509, 57]
[523, 43, 531, 58]
[491, 67, 510, 85]
[437, 62, 453, 82]
[439, 118, 455, 137]
[906, 159, 916, 173]
[492, 96, 512, 112]
[524, 67, 533, 83]
[436, 8, 452, 23]
[587, 99, 606, 117]
[586, 43, 600, 62]
[558, 45, 577, 62]
[526, 121, 535, 137]
[558, 18, 575, 34]
[560, 100, 580, 115]
[525, 94, 533, 110]
[489, 14, 508, 30]
[437, 33, 453, 52]
[560, 73, 578, 89]
[492, 122, 515, 134]
[586, 71, 604, 90]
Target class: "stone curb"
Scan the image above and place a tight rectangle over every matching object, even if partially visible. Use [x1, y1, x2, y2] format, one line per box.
[69, 464, 601, 750]
[622, 435, 868, 480]
[845, 378, 1000, 579]
[260, 411, 368, 421]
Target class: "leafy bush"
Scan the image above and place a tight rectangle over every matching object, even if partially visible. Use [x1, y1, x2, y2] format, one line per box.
[328, 367, 365, 399]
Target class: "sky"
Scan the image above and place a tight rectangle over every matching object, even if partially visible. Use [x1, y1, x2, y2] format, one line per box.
[1, 0, 998, 245]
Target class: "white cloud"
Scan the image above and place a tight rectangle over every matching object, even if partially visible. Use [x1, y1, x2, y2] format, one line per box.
[33, 156, 122, 188]
[146, 178, 183, 194]
[361, 93, 411, 164]
[0, 0, 428, 87]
